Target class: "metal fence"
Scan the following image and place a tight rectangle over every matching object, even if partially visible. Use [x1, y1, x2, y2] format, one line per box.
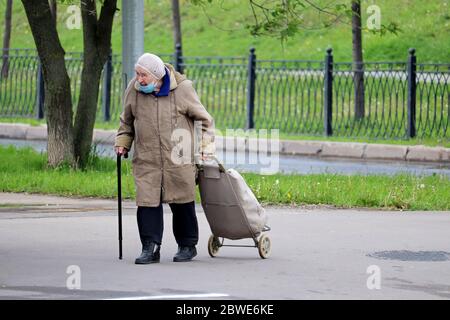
[0, 48, 448, 139]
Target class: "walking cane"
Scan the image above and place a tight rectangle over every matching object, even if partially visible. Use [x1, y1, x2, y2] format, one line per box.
[116, 152, 128, 260]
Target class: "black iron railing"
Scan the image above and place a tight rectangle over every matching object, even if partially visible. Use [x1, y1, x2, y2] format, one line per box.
[0, 48, 448, 139]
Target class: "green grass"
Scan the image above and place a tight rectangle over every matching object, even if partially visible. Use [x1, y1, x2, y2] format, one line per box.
[0, 117, 44, 126]
[0, 203, 35, 208]
[1, 0, 449, 62]
[244, 173, 450, 210]
[0, 145, 449, 211]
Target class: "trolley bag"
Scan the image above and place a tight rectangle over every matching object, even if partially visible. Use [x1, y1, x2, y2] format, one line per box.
[197, 158, 268, 240]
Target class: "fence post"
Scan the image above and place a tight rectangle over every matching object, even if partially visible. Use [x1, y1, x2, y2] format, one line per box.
[102, 49, 113, 122]
[174, 42, 184, 74]
[246, 47, 256, 130]
[407, 48, 417, 138]
[36, 60, 45, 119]
[324, 48, 333, 136]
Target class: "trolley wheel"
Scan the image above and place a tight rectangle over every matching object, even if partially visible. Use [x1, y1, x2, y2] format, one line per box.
[257, 234, 271, 259]
[208, 235, 221, 257]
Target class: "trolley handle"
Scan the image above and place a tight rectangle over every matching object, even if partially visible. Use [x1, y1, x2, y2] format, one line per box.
[196, 155, 226, 173]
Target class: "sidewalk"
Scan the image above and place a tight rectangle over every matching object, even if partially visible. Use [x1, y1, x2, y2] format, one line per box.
[1, 192, 449, 299]
[0, 123, 449, 163]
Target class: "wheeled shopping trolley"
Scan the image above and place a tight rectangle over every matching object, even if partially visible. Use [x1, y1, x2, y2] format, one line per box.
[197, 158, 271, 259]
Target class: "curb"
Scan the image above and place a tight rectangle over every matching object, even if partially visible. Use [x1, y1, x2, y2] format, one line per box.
[1, 123, 449, 163]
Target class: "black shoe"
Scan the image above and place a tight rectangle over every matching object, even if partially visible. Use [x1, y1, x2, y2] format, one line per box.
[135, 241, 160, 264]
[173, 246, 197, 262]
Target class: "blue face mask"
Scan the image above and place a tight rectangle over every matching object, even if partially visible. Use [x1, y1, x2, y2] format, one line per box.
[139, 82, 156, 94]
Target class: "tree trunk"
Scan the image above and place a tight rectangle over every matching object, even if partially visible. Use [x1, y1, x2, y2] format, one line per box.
[49, 0, 57, 27]
[352, 0, 365, 120]
[1, 0, 13, 79]
[22, 0, 75, 167]
[73, 0, 117, 167]
[73, 58, 104, 166]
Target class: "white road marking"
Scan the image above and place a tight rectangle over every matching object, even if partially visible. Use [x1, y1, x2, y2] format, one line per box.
[106, 293, 229, 300]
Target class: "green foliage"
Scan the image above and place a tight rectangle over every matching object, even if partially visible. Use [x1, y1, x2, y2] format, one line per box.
[192, 0, 397, 42]
[244, 0, 353, 41]
[0, 0, 448, 61]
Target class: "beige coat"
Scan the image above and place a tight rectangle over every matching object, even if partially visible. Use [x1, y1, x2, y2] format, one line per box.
[115, 64, 215, 207]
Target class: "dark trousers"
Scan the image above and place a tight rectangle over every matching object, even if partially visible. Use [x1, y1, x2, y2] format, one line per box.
[137, 201, 199, 247]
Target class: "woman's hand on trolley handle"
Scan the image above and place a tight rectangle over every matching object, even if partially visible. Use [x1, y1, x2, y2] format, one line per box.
[200, 152, 215, 162]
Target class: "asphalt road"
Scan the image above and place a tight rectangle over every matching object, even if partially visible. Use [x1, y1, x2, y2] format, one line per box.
[0, 192, 449, 300]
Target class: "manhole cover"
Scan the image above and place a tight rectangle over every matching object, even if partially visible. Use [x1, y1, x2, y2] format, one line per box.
[367, 250, 450, 262]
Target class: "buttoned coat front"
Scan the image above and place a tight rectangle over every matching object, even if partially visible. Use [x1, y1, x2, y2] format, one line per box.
[115, 64, 215, 207]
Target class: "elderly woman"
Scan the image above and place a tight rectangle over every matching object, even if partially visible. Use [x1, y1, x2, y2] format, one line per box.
[115, 53, 215, 264]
